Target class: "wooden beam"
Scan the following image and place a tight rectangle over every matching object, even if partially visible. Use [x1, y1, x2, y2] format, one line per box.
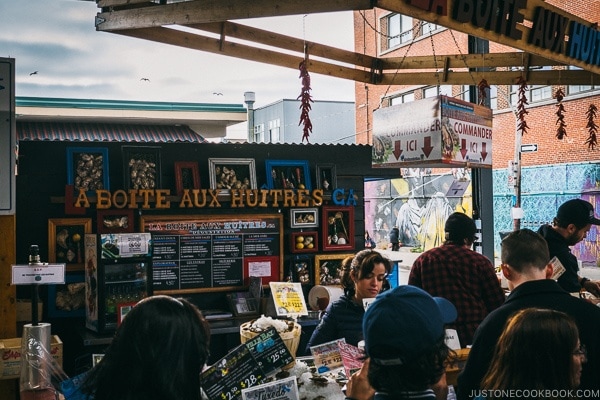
[0, 215, 16, 339]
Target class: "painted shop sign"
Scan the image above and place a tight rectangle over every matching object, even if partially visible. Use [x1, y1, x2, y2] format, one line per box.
[372, 95, 492, 168]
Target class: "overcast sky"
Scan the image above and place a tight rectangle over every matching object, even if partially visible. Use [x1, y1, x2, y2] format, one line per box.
[1, 0, 356, 115]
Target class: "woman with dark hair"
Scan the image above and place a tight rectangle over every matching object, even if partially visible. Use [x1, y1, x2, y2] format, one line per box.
[305, 249, 392, 353]
[480, 308, 584, 398]
[81, 295, 211, 400]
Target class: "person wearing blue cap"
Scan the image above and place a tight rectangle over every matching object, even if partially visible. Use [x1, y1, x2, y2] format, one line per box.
[346, 285, 457, 400]
[537, 198, 600, 296]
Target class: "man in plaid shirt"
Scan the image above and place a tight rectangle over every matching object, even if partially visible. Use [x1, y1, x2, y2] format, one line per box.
[408, 212, 505, 347]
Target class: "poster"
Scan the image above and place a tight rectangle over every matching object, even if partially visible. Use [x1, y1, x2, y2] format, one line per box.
[269, 282, 308, 316]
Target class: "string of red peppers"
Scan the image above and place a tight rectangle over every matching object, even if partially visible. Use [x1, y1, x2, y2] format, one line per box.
[585, 104, 598, 150]
[298, 60, 313, 143]
[554, 88, 567, 140]
[477, 79, 490, 106]
[516, 77, 529, 136]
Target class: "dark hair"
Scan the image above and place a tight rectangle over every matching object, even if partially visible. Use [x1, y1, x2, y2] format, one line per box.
[444, 212, 477, 244]
[481, 308, 579, 394]
[367, 337, 451, 395]
[340, 250, 392, 297]
[501, 229, 550, 273]
[82, 295, 210, 400]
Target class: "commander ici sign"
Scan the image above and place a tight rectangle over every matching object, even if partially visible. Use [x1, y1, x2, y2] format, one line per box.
[372, 96, 492, 169]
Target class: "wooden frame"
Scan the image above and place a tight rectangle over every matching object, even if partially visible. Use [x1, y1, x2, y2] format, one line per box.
[122, 146, 161, 190]
[289, 255, 313, 285]
[66, 147, 109, 195]
[97, 209, 135, 234]
[289, 208, 319, 229]
[314, 253, 354, 286]
[290, 231, 318, 254]
[315, 164, 336, 191]
[321, 206, 355, 251]
[174, 161, 201, 196]
[265, 160, 311, 191]
[47, 272, 86, 318]
[48, 218, 92, 272]
[208, 158, 257, 192]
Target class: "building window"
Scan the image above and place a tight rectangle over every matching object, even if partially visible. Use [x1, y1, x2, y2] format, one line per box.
[421, 22, 439, 36]
[509, 66, 552, 105]
[254, 124, 264, 143]
[387, 13, 413, 48]
[390, 92, 415, 106]
[568, 66, 595, 94]
[268, 119, 281, 143]
[423, 85, 452, 98]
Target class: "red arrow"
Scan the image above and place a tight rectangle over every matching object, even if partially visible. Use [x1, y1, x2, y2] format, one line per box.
[421, 136, 433, 158]
[393, 140, 403, 159]
[460, 139, 468, 158]
[480, 142, 488, 161]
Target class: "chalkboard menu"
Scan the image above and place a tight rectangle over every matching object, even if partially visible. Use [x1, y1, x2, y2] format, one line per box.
[141, 214, 283, 293]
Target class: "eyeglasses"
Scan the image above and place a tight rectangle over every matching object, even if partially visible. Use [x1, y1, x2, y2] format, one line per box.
[573, 344, 587, 359]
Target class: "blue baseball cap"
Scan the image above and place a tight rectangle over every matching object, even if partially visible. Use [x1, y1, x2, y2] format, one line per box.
[363, 285, 457, 366]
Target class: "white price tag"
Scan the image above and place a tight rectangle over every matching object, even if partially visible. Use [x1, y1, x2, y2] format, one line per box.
[12, 264, 66, 285]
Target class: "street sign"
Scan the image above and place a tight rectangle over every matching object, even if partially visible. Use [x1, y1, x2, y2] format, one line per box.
[521, 144, 538, 153]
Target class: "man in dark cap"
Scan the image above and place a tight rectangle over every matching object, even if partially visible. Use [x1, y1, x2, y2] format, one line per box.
[346, 285, 457, 400]
[408, 212, 505, 347]
[537, 198, 600, 296]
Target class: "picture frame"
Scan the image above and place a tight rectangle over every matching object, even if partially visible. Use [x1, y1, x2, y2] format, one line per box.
[289, 255, 313, 285]
[321, 206, 355, 251]
[48, 218, 92, 272]
[174, 161, 201, 196]
[289, 208, 319, 229]
[47, 272, 86, 318]
[66, 147, 109, 195]
[290, 231, 318, 254]
[314, 253, 354, 286]
[97, 209, 135, 234]
[265, 160, 311, 191]
[208, 158, 257, 193]
[315, 164, 336, 192]
[122, 146, 161, 190]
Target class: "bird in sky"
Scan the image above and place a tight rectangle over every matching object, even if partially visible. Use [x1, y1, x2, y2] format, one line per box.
[29, 71, 38, 76]
[140, 77, 150, 82]
[213, 92, 223, 96]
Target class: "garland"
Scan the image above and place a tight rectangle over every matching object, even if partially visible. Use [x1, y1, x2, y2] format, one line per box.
[554, 88, 567, 140]
[585, 104, 598, 150]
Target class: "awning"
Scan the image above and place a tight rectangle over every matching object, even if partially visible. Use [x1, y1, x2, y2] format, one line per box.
[17, 122, 207, 143]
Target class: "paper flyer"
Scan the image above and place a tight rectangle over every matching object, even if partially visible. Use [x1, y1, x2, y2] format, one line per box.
[241, 376, 299, 400]
[550, 256, 566, 281]
[269, 282, 308, 316]
[309, 338, 345, 374]
[338, 341, 365, 377]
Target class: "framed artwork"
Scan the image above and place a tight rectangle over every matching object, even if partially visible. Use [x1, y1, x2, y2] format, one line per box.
[314, 253, 354, 286]
[265, 160, 311, 191]
[289, 208, 319, 229]
[289, 255, 313, 285]
[47, 272, 86, 318]
[290, 231, 318, 253]
[315, 164, 336, 191]
[48, 218, 92, 272]
[321, 206, 355, 251]
[122, 146, 161, 190]
[208, 158, 257, 192]
[97, 209, 135, 234]
[174, 161, 201, 196]
[66, 147, 109, 195]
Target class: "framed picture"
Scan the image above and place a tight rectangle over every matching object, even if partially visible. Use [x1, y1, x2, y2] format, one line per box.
[290, 231, 318, 253]
[47, 272, 86, 318]
[122, 146, 161, 190]
[265, 160, 311, 191]
[208, 158, 257, 192]
[289, 255, 313, 285]
[66, 147, 109, 195]
[321, 206, 355, 251]
[314, 253, 354, 286]
[174, 161, 201, 196]
[315, 164, 336, 191]
[97, 209, 134, 234]
[289, 208, 319, 229]
[48, 218, 92, 271]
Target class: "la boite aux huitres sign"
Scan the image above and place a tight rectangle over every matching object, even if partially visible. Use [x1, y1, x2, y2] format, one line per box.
[372, 95, 492, 169]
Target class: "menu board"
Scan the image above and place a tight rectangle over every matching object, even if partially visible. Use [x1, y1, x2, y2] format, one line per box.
[141, 214, 283, 293]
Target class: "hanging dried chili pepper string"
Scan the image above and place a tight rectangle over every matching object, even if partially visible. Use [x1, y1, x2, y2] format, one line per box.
[554, 87, 567, 140]
[585, 104, 598, 150]
[477, 79, 490, 106]
[298, 43, 313, 143]
[516, 76, 529, 136]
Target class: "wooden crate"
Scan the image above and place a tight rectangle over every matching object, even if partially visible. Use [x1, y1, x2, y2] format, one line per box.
[0, 335, 62, 380]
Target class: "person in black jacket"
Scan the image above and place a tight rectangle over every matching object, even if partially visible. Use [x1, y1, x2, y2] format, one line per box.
[305, 250, 391, 353]
[537, 198, 600, 296]
[457, 229, 600, 400]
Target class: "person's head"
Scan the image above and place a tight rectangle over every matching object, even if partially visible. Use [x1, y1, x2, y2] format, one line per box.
[363, 285, 457, 395]
[481, 308, 583, 392]
[553, 199, 600, 245]
[83, 295, 211, 400]
[500, 229, 552, 289]
[444, 212, 477, 246]
[340, 249, 392, 301]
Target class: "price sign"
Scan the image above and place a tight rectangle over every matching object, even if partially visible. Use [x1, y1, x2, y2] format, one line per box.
[11, 264, 65, 285]
[241, 376, 299, 400]
[244, 327, 293, 376]
[269, 282, 308, 316]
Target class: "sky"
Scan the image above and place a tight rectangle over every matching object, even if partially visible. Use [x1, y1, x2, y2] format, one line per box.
[1, 1, 357, 137]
